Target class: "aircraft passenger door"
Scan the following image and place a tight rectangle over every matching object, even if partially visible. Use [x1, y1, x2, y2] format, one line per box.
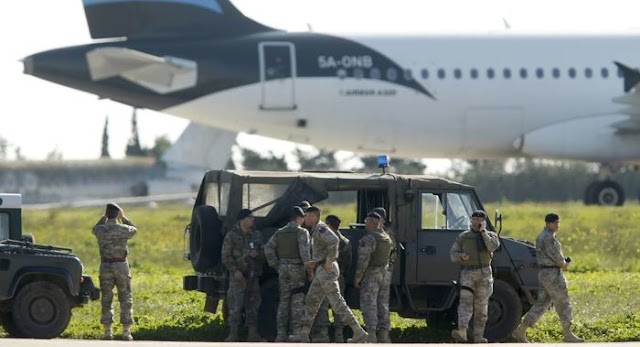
[259, 42, 297, 110]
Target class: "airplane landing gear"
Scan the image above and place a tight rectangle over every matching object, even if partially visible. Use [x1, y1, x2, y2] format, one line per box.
[583, 180, 625, 206]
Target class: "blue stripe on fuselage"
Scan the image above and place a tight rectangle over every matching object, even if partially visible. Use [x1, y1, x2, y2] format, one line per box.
[83, 0, 223, 13]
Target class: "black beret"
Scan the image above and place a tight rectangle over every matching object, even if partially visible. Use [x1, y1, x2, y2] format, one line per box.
[545, 213, 560, 223]
[325, 214, 341, 226]
[237, 208, 253, 220]
[372, 207, 387, 219]
[290, 206, 305, 218]
[306, 205, 321, 213]
[367, 212, 381, 220]
[106, 202, 122, 213]
[471, 210, 487, 219]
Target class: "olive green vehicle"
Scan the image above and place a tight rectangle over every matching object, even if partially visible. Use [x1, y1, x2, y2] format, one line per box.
[0, 194, 99, 339]
[183, 170, 539, 342]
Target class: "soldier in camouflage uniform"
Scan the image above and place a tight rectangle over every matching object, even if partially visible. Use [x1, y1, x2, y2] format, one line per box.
[289, 206, 369, 343]
[449, 210, 500, 343]
[512, 213, 583, 343]
[325, 214, 351, 343]
[221, 209, 265, 342]
[354, 211, 393, 343]
[264, 206, 311, 342]
[92, 203, 137, 341]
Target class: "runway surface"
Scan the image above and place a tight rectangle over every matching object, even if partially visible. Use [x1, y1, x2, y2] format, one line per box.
[1, 339, 639, 347]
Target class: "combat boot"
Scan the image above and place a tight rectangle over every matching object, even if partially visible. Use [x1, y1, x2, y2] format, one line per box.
[122, 324, 133, 341]
[473, 335, 488, 343]
[311, 326, 330, 343]
[288, 324, 311, 343]
[101, 324, 113, 340]
[512, 322, 530, 343]
[346, 325, 369, 343]
[451, 327, 468, 343]
[364, 327, 377, 343]
[562, 324, 584, 343]
[377, 329, 391, 343]
[224, 325, 239, 342]
[275, 333, 289, 342]
[247, 325, 265, 342]
[334, 328, 345, 343]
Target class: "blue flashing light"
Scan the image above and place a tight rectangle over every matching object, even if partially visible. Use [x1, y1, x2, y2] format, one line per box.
[377, 155, 389, 168]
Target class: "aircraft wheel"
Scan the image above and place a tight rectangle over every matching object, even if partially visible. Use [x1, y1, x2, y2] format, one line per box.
[583, 181, 599, 205]
[593, 180, 625, 206]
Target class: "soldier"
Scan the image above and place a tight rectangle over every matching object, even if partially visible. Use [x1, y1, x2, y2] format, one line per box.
[325, 214, 351, 343]
[512, 213, 583, 343]
[221, 208, 265, 342]
[354, 211, 393, 343]
[92, 202, 137, 341]
[449, 210, 500, 343]
[289, 206, 369, 343]
[264, 206, 312, 342]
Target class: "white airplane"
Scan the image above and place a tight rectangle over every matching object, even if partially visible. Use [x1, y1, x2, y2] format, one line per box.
[22, 0, 640, 205]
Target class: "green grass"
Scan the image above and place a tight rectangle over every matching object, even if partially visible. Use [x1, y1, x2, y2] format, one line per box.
[1, 201, 640, 341]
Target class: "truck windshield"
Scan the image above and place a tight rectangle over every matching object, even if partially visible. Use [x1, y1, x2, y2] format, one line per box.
[243, 184, 290, 217]
[420, 191, 480, 230]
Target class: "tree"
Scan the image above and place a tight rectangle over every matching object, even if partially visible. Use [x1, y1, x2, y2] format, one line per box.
[148, 135, 171, 159]
[101, 116, 110, 158]
[241, 147, 288, 171]
[296, 148, 337, 171]
[126, 108, 145, 157]
[46, 147, 63, 160]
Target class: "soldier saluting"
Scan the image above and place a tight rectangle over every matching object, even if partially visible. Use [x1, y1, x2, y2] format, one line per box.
[449, 210, 500, 343]
[92, 202, 137, 341]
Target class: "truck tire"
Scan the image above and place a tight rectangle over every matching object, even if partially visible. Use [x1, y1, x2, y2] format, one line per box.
[0, 311, 24, 337]
[11, 281, 71, 339]
[484, 279, 522, 342]
[258, 277, 279, 341]
[190, 205, 223, 273]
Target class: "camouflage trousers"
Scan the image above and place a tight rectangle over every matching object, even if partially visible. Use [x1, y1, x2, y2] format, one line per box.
[522, 268, 573, 327]
[312, 274, 347, 338]
[299, 262, 359, 334]
[99, 261, 133, 325]
[360, 266, 391, 330]
[457, 267, 493, 335]
[226, 275, 261, 327]
[277, 263, 307, 336]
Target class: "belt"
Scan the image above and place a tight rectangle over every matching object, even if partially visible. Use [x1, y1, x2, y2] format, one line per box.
[461, 265, 489, 270]
[102, 257, 127, 263]
[539, 265, 560, 269]
[280, 258, 302, 264]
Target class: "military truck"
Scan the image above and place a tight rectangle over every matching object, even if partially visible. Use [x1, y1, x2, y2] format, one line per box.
[0, 193, 99, 339]
[183, 170, 539, 342]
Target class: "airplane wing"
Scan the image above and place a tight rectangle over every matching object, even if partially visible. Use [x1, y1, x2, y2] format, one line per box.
[86, 47, 197, 94]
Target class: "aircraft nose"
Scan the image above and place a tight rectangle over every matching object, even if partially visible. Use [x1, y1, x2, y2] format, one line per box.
[22, 55, 34, 75]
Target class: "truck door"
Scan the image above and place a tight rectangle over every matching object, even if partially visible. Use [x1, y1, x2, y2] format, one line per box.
[416, 191, 480, 283]
[258, 42, 297, 110]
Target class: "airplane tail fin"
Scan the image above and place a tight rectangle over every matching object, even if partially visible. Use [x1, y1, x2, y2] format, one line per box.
[82, 0, 275, 39]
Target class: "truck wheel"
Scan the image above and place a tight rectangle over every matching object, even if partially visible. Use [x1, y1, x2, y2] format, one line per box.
[484, 279, 522, 342]
[0, 311, 24, 337]
[11, 281, 71, 339]
[190, 205, 223, 273]
[258, 277, 279, 341]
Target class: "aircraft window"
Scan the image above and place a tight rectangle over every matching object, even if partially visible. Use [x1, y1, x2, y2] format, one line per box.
[437, 68, 446, 79]
[470, 68, 478, 79]
[404, 69, 413, 81]
[503, 68, 511, 79]
[487, 68, 495, 79]
[568, 68, 576, 78]
[536, 68, 544, 78]
[421, 68, 429, 79]
[519, 68, 527, 79]
[370, 68, 381, 79]
[552, 68, 560, 78]
[601, 67, 609, 78]
[337, 69, 347, 79]
[386, 68, 398, 81]
[354, 68, 364, 79]
[585, 68, 593, 78]
[454, 68, 462, 79]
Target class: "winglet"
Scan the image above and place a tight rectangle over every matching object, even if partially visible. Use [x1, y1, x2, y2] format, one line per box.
[614, 61, 640, 93]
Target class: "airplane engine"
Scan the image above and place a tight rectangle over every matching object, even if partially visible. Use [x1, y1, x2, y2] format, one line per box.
[517, 114, 640, 162]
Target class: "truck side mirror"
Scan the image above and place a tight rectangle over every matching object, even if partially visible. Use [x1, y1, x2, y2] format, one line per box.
[494, 210, 503, 236]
